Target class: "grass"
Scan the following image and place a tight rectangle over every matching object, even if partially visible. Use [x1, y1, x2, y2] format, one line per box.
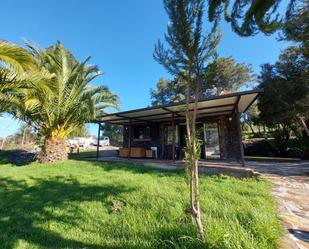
[0, 152, 282, 249]
[68, 149, 98, 159]
[0, 149, 22, 164]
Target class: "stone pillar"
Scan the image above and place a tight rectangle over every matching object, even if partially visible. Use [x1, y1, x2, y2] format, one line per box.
[219, 114, 242, 161]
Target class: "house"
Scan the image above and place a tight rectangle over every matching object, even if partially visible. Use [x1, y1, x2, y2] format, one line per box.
[95, 89, 261, 164]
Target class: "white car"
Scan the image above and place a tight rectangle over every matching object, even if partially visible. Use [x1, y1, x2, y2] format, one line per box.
[99, 136, 110, 146]
[67, 137, 95, 149]
[91, 136, 110, 146]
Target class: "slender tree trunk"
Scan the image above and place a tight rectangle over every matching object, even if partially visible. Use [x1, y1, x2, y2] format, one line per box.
[21, 127, 27, 147]
[258, 125, 261, 135]
[184, 79, 205, 241]
[299, 116, 309, 137]
[38, 136, 68, 163]
[248, 123, 255, 135]
[1, 137, 5, 150]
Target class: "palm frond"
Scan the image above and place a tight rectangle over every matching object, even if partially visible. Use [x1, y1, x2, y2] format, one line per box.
[9, 41, 119, 138]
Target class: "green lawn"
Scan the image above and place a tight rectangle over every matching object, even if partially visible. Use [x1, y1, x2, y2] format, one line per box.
[0, 153, 282, 249]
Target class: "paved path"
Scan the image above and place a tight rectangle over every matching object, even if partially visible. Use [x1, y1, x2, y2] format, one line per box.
[247, 161, 309, 249]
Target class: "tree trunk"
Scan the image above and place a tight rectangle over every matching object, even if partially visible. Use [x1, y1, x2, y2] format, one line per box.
[21, 127, 26, 147]
[248, 123, 255, 135]
[1, 137, 5, 150]
[258, 125, 261, 135]
[38, 137, 68, 163]
[299, 116, 309, 137]
[184, 79, 205, 241]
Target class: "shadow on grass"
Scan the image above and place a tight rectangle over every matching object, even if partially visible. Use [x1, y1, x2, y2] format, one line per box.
[87, 159, 185, 179]
[0, 175, 138, 249]
[0, 174, 206, 249]
[0, 149, 35, 166]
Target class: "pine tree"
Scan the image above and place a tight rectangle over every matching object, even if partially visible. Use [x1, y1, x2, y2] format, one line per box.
[154, 0, 220, 240]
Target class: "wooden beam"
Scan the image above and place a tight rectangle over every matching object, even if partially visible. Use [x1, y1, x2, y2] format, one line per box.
[92, 89, 261, 120]
[151, 110, 233, 123]
[161, 124, 165, 159]
[128, 120, 132, 159]
[172, 112, 175, 162]
[188, 103, 235, 113]
[95, 103, 235, 124]
[242, 94, 259, 113]
[233, 95, 241, 115]
[96, 123, 101, 159]
[162, 107, 183, 117]
[177, 124, 181, 160]
[235, 107, 245, 166]
[115, 114, 152, 123]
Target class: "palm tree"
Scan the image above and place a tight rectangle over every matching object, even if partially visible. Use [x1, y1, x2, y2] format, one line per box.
[13, 42, 118, 163]
[0, 40, 36, 113]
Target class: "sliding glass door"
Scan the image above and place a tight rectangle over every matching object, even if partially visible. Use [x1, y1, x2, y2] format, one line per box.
[203, 123, 220, 159]
[163, 125, 178, 159]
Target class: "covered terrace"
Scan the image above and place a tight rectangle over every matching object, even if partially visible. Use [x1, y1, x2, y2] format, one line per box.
[93, 89, 261, 166]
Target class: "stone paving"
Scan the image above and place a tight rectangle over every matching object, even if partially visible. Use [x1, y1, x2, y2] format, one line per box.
[247, 161, 309, 249]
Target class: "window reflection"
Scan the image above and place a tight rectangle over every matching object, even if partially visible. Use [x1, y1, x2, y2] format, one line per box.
[203, 123, 220, 159]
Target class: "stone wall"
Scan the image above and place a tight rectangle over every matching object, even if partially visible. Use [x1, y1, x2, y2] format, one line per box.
[219, 114, 242, 161]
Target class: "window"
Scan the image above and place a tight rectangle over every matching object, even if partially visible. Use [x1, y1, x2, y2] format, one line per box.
[203, 122, 220, 159]
[133, 125, 151, 140]
[164, 125, 178, 145]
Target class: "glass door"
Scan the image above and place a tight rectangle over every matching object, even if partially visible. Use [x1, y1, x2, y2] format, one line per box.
[203, 123, 220, 159]
[163, 125, 178, 159]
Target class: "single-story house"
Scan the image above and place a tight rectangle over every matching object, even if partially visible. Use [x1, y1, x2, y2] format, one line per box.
[95, 89, 261, 164]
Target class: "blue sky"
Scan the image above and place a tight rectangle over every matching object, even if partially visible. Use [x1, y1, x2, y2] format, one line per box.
[0, 0, 290, 137]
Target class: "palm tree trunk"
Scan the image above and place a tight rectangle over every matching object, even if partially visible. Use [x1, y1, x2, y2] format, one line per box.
[38, 137, 68, 163]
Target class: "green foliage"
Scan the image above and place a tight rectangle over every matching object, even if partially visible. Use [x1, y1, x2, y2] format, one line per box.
[67, 125, 90, 139]
[258, 45, 309, 126]
[11, 41, 119, 139]
[0, 40, 37, 113]
[257, 44, 309, 155]
[151, 57, 255, 105]
[0, 157, 282, 249]
[103, 123, 123, 145]
[281, 0, 309, 43]
[150, 77, 185, 106]
[184, 134, 203, 183]
[242, 103, 261, 136]
[154, 1, 222, 238]
[154, 0, 221, 82]
[208, 0, 308, 44]
[0, 40, 36, 73]
[208, 0, 282, 36]
[204, 57, 256, 94]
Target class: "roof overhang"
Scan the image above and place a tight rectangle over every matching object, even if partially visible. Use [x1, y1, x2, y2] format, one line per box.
[95, 89, 261, 125]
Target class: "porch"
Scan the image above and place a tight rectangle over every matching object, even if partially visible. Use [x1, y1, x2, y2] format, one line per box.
[94, 90, 261, 166]
[93, 148, 258, 178]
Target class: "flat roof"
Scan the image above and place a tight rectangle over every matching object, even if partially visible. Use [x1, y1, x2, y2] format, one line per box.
[95, 89, 261, 125]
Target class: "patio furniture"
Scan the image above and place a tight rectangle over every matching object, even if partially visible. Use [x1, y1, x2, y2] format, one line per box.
[130, 147, 146, 158]
[150, 146, 158, 158]
[146, 149, 153, 158]
[119, 148, 130, 157]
